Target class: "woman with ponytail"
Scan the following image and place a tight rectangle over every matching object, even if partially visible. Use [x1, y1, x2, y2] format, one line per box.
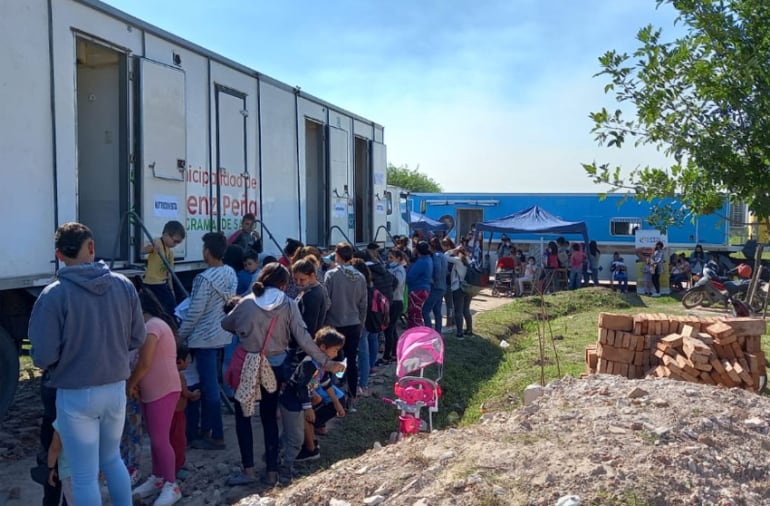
[221, 263, 344, 486]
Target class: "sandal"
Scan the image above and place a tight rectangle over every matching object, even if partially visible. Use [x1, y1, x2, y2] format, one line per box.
[227, 472, 257, 486]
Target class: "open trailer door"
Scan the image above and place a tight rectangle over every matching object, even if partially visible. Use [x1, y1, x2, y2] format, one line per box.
[139, 58, 187, 257]
[328, 125, 350, 245]
[371, 141, 387, 239]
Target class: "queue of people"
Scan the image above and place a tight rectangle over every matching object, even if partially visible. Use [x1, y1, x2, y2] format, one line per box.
[28, 220, 479, 506]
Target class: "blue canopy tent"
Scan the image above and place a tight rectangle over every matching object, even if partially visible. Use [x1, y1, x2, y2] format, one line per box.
[474, 205, 590, 290]
[474, 205, 589, 244]
[404, 211, 449, 232]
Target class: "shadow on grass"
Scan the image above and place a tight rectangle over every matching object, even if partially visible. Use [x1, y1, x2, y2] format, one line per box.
[300, 288, 655, 474]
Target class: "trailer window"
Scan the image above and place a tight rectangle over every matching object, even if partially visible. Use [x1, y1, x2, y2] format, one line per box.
[610, 218, 643, 236]
[385, 191, 393, 215]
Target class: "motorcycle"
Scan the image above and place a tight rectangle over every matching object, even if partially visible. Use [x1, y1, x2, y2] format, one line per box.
[681, 262, 754, 310]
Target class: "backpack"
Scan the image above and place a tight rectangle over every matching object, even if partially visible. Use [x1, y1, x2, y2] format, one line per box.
[460, 262, 484, 296]
[367, 287, 391, 332]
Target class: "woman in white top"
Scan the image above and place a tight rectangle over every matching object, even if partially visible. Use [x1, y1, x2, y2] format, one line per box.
[445, 246, 472, 338]
[381, 249, 407, 363]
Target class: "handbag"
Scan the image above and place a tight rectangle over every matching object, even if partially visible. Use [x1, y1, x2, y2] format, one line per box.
[256, 316, 279, 393]
[228, 316, 278, 397]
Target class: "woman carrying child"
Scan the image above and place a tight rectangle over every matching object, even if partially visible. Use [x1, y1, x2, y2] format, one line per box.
[221, 263, 344, 487]
[445, 245, 473, 338]
[128, 288, 182, 506]
[381, 249, 407, 364]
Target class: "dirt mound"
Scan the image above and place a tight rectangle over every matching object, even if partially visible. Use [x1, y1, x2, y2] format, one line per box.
[257, 374, 770, 506]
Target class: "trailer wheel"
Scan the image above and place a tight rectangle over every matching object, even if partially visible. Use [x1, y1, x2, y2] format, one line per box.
[0, 327, 19, 420]
[681, 290, 704, 309]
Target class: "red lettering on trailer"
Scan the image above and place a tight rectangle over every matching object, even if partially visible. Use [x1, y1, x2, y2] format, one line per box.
[185, 166, 257, 190]
[186, 194, 258, 217]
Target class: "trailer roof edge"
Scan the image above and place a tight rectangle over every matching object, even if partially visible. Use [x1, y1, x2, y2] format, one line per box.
[77, 0, 383, 129]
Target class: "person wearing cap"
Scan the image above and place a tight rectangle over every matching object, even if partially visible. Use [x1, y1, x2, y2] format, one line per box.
[324, 242, 368, 405]
[405, 241, 433, 328]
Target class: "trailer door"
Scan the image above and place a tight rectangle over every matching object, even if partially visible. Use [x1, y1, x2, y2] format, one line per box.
[328, 126, 350, 245]
[214, 85, 250, 236]
[371, 141, 387, 240]
[139, 59, 187, 257]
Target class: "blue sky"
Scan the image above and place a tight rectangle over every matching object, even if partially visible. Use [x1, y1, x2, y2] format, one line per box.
[105, 0, 682, 192]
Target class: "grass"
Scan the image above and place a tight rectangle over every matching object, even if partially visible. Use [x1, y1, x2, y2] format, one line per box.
[19, 340, 38, 380]
[312, 287, 770, 472]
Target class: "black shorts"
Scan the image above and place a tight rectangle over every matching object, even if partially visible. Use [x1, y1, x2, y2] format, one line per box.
[313, 401, 339, 428]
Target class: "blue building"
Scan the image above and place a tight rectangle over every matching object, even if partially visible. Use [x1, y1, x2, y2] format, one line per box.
[407, 192, 736, 250]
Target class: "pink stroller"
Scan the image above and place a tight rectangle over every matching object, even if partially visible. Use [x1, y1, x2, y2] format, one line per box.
[384, 326, 444, 438]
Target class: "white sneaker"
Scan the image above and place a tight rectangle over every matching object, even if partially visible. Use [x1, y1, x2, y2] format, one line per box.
[153, 481, 182, 506]
[132, 474, 163, 499]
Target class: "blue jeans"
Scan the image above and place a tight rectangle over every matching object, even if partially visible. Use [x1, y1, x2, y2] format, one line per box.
[357, 330, 379, 388]
[184, 382, 201, 441]
[569, 270, 582, 290]
[613, 273, 628, 292]
[422, 288, 446, 332]
[56, 381, 131, 506]
[193, 347, 224, 440]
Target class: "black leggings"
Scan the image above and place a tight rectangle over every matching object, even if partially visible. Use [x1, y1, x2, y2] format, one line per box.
[233, 400, 254, 469]
[452, 289, 472, 334]
[652, 272, 661, 294]
[41, 383, 67, 506]
[383, 300, 403, 361]
[338, 325, 362, 399]
[259, 386, 281, 472]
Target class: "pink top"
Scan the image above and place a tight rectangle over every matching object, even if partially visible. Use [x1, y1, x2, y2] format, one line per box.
[570, 251, 586, 270]
[139, 317, 181, 403]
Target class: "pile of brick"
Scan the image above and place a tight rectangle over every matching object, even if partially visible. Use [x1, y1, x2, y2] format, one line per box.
[584, 313, 767, 392]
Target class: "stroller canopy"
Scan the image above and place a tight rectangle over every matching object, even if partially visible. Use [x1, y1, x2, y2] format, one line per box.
[397, 326, 445, 378]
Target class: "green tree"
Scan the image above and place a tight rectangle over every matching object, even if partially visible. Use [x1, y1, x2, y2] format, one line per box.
[584, 0, 770, 231]
[387, 163, 442, 193]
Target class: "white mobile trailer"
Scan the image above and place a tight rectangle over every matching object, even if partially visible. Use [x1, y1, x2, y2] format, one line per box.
[0, 0, 388, 416]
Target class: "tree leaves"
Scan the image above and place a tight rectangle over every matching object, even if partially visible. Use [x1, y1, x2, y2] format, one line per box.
[386, 163, 443, 193]
[586, 0, 770, 224]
